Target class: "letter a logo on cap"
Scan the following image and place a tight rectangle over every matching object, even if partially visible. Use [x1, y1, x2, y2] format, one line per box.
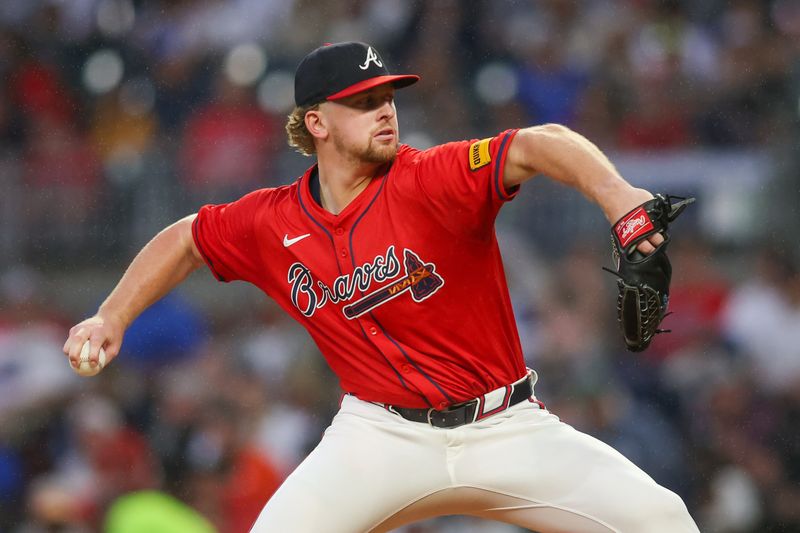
[359, 46, 383, 70]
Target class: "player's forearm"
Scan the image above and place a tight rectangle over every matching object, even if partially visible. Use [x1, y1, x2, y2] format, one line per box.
[511, 124, 640, 222]
[98, 215, 203, 328]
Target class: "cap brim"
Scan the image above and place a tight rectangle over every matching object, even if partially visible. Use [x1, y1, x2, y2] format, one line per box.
[327, 74, 420, 101]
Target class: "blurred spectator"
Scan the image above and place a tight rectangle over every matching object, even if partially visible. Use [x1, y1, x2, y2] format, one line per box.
[90, 81, 158, 174]
[617, 70, 693, 149]
[722, 247, 800, 393]
[514, 34, 588, 126]
[179, 73, 281, 205]
[8, 38, 75, 128]
[0, 267, 77, 428]
[531, 244, 611, 360]
[67, 395, 159, 509]
[183, 400, 283, 533]
[21, 115, 103, 262]
[649, 238, 730, 358]
[626, 0, 720, 84]
[691, 371, 785, 532]
[118, 291, 207, 370]
[578, 379, 689, 494]
[13, 475, 93, 533]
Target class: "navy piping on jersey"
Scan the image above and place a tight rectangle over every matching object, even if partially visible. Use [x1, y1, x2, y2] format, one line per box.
[306, 169, 371, 342]
[343, 172, 409, 390]
[348, 172, 453, 407]
[296, 175, 343, 278]
[348, 173, 388, 283]
[301, 169, 408, 389]
[192, 215, 226, 282]
[493, 131, 517, 201]
[371, 317, 453, 408]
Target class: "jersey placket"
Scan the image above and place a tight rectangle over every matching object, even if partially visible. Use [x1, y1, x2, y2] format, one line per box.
[341, 229, 451, 411]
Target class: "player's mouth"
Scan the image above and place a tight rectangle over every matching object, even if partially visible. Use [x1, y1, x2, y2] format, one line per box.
[374, 128, 395, 142]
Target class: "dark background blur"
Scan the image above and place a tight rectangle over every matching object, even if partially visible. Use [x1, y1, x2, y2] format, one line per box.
[2, 1, 800, 532]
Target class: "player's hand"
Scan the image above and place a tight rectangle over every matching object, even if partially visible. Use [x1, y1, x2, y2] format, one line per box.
[606, 187, 665, 255]
[63, 314, 125, 369]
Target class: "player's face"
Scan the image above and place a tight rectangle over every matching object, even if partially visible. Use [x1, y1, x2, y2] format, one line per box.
[325, 84, 399, 165]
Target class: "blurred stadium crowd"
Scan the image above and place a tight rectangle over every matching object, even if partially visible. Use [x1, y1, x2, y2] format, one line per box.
[1, 0, 800, 532]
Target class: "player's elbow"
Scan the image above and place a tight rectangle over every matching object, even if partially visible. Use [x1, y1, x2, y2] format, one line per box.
[175, 214, 205, 268]
[522, 123, 573, 136]
[507, 124, 574, 180]
[518, 123, 575, 157]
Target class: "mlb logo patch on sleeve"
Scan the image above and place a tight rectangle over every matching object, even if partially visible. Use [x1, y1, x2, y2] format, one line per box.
[469, 138, 492, 170]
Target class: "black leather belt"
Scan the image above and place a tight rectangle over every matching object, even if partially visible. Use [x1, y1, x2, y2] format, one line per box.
[385, 373, 534, 429]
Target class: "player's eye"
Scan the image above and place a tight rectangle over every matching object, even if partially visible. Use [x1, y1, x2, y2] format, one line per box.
[361, 96, 381, 109]
[346, 91, 393, 111]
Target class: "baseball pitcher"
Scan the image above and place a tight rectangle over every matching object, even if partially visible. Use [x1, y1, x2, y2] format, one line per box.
[64, 42, 699, 532]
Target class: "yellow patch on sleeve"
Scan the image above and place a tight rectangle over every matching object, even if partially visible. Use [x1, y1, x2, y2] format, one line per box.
[468, 138, 492, 171]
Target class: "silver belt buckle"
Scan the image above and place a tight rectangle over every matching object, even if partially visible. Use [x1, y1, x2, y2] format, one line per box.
[426, 408, 435, 426]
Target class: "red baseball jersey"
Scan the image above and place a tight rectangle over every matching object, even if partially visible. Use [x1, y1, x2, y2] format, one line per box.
[192, 129, 526, 409]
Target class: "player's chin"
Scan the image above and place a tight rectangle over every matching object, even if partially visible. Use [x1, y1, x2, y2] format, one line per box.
[363, 141, 398, 164]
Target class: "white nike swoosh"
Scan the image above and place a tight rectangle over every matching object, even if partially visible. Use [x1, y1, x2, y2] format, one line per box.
[283, 233, 311, 247]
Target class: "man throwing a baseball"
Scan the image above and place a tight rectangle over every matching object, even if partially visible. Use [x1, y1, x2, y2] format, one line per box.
[64, 42, 700, 532]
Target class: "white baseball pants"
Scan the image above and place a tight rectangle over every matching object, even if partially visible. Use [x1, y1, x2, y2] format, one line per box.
[250, 392, 699, 532]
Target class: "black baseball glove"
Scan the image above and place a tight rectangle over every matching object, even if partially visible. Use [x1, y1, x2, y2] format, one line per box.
[604, 194, 695, 352]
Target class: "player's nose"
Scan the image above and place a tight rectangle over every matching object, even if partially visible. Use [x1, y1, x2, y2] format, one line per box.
[377, 99, 395, 122]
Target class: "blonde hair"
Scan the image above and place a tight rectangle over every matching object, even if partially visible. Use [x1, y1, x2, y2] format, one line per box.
[286, 104, 319, 156]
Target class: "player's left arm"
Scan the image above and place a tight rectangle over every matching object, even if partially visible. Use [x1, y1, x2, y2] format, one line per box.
[503, 124, 662, 253]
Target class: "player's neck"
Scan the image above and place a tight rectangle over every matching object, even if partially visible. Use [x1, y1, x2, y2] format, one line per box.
[316, 161, 382, 215]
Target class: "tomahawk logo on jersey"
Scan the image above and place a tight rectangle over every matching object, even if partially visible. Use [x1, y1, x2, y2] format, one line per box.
[287, 245, 444, 319]
[192, 129, 525, 409]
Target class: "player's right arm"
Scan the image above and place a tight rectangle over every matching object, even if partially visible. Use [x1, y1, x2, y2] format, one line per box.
[503, 124, 663, 254]
[62, 214, 203, 369]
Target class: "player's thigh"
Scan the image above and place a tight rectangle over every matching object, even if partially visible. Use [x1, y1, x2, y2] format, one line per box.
[458, 402, 699, 533]
[250, 396, 449, 533]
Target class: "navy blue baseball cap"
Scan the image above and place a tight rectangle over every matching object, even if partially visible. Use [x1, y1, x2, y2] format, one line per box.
[294, 42, 419, 107]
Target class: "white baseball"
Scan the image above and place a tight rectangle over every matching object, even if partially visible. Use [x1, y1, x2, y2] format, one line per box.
[71, 340, 107, 377]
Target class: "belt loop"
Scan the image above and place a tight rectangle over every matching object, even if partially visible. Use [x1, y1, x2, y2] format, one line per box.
[470, 395, 482, 423]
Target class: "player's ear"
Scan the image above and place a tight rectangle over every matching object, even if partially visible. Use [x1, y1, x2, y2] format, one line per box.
[305, 108, 328, 141]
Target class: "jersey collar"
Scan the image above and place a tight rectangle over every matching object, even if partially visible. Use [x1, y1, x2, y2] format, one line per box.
[298, 162, 392, 227]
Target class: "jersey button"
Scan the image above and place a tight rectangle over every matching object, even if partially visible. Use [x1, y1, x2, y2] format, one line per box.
[437, 401, 448, 410]
[369, 326, 378, 336]
[401, 363, 410, 374]
[340, 248, 348, 258]
[335, 227, 344, 236]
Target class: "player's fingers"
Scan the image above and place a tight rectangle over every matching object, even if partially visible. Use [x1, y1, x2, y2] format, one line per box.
[67, 328, 89, 366]
[63, 324, 82, 353]
[649, 232, 665, 246]
[635, 240, 656, 255]
[88, 333, 107, 366]
[68, 327, 88, 352]
[104, 338, 122, 361]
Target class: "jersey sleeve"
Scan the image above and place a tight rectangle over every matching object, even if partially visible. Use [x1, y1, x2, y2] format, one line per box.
[411, 129, 520, 231]
[191, 190, 266, 283]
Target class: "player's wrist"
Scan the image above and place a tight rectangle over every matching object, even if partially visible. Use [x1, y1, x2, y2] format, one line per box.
[601, 185, 654, 224]
[96, 305, 129, 331]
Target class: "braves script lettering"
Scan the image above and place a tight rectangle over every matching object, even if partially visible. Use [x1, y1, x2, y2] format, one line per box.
[288, 246, 401, 317]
